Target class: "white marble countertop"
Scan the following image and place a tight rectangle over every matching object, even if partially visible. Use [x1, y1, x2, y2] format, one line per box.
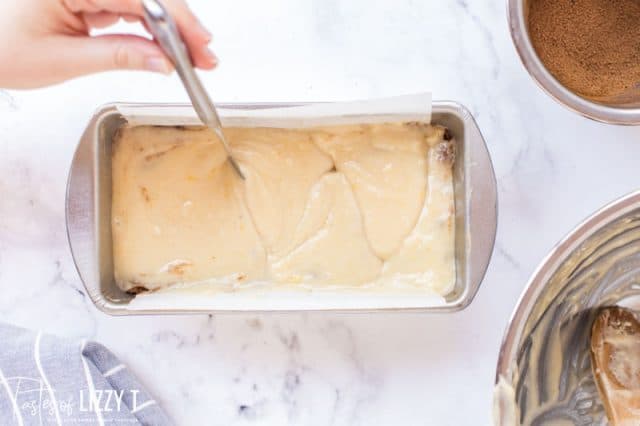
[2, 0, 640, 424]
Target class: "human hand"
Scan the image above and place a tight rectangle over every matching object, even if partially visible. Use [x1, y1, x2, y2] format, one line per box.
[0, 0, 216, 89]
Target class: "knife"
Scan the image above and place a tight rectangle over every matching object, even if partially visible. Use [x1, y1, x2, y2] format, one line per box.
[142, 0, 245, 179]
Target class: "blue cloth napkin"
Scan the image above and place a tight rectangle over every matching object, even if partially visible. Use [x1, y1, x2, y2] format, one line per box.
[0, 323, 172, 425]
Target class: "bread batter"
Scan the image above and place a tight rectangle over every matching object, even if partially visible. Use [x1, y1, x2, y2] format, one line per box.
[111, 122, 456, 295]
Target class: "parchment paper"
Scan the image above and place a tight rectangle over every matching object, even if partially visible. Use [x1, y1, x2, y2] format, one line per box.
[116, 93, 432, 128]
[116, 93, 447, 310]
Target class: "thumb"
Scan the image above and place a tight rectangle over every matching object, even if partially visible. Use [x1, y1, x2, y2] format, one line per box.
[63, 34, 173, 76]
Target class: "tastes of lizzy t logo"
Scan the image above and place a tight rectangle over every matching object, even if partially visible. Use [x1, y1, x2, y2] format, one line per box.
[4, 376, 144, 422]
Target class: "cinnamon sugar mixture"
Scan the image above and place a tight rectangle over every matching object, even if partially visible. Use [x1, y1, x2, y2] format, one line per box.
[528, 0, 640, 100]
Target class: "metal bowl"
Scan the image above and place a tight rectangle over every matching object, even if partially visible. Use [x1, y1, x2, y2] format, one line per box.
[507, 0, 640, 125]
[494, 191, 640, 425]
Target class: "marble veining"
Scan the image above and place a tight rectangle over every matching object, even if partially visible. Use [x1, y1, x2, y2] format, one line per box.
[2, 0, 640, 424]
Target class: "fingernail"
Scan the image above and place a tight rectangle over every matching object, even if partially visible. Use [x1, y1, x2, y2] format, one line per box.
[145, 57, 172, 74]
[205, 48, 218, 67]
[198, 20, 213, 42]
[201, 26, 213, 42]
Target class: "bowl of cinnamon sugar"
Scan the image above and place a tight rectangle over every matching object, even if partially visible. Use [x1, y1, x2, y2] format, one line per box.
[508, 0, 640, 124]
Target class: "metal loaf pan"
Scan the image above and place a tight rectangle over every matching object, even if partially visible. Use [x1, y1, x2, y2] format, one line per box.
[66, 101, 497, 314]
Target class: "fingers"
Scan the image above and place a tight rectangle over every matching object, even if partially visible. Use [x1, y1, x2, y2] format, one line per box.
[122, 13, 140, 23]
[64, 34, 175, 76]
[0, 33, 177, 89]
[83, 12, 121, 29]
[160, 0, 217, 69]
[83, 12, 141, 28]
[62, 0, 143, 15]
[63, 0, 217, 70]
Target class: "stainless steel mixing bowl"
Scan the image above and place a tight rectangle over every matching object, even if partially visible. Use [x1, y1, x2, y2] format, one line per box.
[508, 0, 640, 124]
[494, 190, 640, 425]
